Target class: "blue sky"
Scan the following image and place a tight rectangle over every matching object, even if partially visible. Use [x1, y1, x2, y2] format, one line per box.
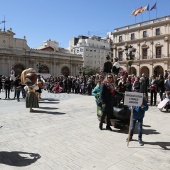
[0, 0, 169, 48]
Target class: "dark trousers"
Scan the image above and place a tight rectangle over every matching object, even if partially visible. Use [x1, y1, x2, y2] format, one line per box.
[14, 87, 17, 98]
[75, 87, 79, 94]
[159, 92, 164, 101]
[130, 118, 143, 140]
[21, 85, 26, 98]
[150, 90, 157, 106]
[100, 107, 112, 127]
[5, 88, 10, 98]
[16, 90, 21, 100]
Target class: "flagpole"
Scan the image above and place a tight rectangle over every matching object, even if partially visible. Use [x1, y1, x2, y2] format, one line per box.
[156, 0, 158, 18]
[141, 13, 143, 22]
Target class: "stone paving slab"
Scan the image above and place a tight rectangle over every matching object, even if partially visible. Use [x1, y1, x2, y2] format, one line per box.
[0, 91, 170, 170]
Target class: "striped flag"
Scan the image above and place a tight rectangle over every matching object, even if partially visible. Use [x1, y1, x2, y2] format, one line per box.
[130, 9, 136, 16]
[134, 7, 142, 16]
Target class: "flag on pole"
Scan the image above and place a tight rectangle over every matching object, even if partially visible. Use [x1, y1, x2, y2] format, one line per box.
[150, 3, 156, 11]
[134, 7, 142, 16]
[141, 4, 149, 13]
[130, 9, 136, 16]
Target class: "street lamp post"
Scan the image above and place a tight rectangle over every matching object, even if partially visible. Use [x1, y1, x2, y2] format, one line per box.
[124, 43, 136, 74]
[78, 66, 84, 76]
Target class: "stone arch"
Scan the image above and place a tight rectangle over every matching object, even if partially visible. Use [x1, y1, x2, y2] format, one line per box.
[39, 65, 49, 73]
[13, 63, 25, 76]
[130, 67, 137, 76]
[117, 47, 123, 51]
[140, 66, 149, 77]
[153, 65, 164, 77]
[61, 66, 70, 76]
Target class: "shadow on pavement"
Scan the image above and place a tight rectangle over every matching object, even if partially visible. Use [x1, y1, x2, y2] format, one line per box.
[143, 124, 151, 127]
[39, 101, 60, 104]
[117, 127, 160, 135]
[144, 141, 170, 150]
[0, 151, 41, 166]
[32, 110, 66, 115]
[116, 127, 129, 134]
[39, 106, 59, 110]
[40, 98, 60, 101]
[142, 128, 160, 135]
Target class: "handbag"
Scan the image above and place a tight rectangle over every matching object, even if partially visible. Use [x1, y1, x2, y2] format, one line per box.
[150, 85, 156, 91]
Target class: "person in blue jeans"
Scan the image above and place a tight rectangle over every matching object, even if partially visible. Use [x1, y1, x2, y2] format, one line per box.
[127, 96, 149, 146]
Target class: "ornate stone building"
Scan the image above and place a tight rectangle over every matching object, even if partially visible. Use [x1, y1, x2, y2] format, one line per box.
[109, 15, 170, 77]
[0, 28, 83, 77]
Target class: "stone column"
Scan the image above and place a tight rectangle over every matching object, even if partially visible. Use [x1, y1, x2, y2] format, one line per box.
[164, 37, 169, 57]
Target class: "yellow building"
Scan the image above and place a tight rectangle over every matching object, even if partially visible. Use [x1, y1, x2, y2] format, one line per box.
[109, 15, 170, 77]
[0, 28, 83, 77]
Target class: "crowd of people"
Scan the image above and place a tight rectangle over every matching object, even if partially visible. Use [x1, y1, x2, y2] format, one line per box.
[0, 66, 170, 107]
[0, 55, 170, 145]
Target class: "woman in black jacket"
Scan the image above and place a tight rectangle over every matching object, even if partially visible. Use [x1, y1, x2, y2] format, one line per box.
[4, 77, 11, 99]
[99, 74, 115, 131]
[158, 74, 165, 101]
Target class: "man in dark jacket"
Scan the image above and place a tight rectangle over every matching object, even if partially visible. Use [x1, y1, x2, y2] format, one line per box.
[103, 54, 112, 76]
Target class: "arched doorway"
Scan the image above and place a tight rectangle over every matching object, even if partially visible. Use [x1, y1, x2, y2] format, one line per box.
[61, 66, 70, 76]
[154, 66, 163, 77]
[39, 65, 49, 73]
[140, 66, 149, 77]
[13, 64, 25, 76]
[131, 67, 137, 76]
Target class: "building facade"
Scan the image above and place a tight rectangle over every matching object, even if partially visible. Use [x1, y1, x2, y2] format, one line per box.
[109, 15, 170, 77]
[69, 35, 112, 71]
[0, 29, 83, 77]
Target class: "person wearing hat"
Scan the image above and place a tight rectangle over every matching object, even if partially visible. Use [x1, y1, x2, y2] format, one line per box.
[103, 54, 112, 77]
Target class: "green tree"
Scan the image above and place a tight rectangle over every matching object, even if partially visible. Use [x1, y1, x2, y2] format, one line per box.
[83, 66, 99, 75]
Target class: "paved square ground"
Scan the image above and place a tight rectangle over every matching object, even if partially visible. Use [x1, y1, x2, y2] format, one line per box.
[0, 91, 170, 170]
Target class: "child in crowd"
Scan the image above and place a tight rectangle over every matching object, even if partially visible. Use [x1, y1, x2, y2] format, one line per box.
[127, 95, 149, 146]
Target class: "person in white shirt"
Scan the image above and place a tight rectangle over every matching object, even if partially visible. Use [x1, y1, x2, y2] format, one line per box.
[112, 58, 120, 75]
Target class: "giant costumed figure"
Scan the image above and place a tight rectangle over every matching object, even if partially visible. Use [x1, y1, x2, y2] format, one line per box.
[21, 68, 39, 112]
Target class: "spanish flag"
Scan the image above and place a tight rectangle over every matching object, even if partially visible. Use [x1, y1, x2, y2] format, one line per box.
[134, 7, 142, 16]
